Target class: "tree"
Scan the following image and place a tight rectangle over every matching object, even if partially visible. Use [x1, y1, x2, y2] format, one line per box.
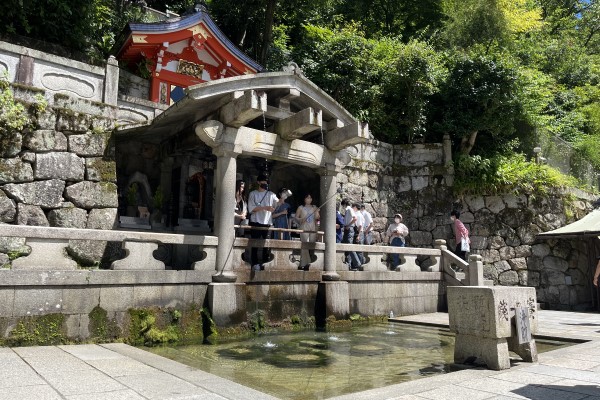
[438, 0, 509, 51]
[432, 53, 521, 155]
[0, 0, 97, 53]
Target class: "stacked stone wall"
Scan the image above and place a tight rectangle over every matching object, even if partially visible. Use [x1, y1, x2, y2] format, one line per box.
[0, 85, 119, 266]
[341, 141, 596, 310]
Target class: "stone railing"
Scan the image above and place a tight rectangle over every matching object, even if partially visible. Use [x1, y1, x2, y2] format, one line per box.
[0, 225, 484, 285]
[436, 239, 485, 286]
[0, 40, 166, 128]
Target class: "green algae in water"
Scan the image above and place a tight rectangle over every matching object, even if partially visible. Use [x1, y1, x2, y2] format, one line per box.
[144, 323, 571, 400]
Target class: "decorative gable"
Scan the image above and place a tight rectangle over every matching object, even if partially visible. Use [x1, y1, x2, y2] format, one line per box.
[115, 8, 263, 105]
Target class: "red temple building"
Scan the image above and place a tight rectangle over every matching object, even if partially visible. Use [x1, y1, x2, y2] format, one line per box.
[115, 6, 263, 105]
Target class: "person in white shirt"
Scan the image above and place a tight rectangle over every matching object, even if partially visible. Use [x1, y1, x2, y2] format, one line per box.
[360, 204, 373, 245]
[247, 174, 278, 270]
[352, 203, 365, 265]
[341, 198, 361, 270]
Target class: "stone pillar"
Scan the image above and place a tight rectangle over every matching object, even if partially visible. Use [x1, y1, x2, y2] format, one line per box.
[443, 134, 452, 166]
[468, 254, 484, 286]
[103, 55, 119, 106]
[212, 148, 238, 282]
[178, 156, 190, 220]
[320, 167, 340, 281]
[429, 239, 447, 272]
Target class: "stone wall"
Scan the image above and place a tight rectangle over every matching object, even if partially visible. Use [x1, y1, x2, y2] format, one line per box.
[456, 192, 594, 310]
[340, 141, 596, 310]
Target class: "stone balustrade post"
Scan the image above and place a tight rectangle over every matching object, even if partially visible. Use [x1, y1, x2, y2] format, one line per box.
[429, 239, 447, 272]
[468, 254, 484, 286]
[103, 55, 119, 106]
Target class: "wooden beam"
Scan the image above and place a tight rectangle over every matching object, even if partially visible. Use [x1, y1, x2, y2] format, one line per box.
[275, 107, 322, 140]
[219, 90, 266, 128]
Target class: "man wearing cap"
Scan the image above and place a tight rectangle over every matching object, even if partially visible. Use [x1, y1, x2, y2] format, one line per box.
[385, 213, 409, 268]
[248, 174, 278, 270]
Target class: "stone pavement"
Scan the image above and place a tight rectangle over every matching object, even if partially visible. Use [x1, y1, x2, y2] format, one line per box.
[0, 310, 598, 400]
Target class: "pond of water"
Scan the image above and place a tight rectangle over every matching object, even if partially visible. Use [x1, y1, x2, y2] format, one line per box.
[145, 323, 569, 400]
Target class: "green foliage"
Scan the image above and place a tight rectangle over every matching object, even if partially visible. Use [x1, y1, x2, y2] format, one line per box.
[431, 53, 521, 154]
[454, 153, 581, 195]
[201, 307, 218, 339]
[6, 314, 66, 346]
[0, 76, 30, 156]
[152, 186, 165, 210]
[126, 183, 138, 206]
[248, 309, 267, 332]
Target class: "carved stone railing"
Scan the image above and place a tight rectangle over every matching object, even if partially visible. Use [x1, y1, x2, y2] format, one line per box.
[0, 225, 483, 286]
[0, 225, 218, 271]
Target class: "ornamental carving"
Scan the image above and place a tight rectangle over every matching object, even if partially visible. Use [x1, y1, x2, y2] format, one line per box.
[178, 60, 205, 79]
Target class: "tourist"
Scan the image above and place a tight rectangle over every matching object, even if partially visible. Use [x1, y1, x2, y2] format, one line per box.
[272, 188, 292, 240]
[341, 198, 361, 270]
[352, 203, 365, 265]
[247, 174, 278, 270]
[385, 213, 409, 268]
[593, 257, 600, 287]
[296, 193, 319, 270]
[234, 180, 247, 236]
[335, 203, 344, 243]
[360, 204, 373, 245]
[450, 210, 470, 260]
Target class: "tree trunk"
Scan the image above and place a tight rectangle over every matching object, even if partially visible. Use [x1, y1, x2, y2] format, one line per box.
[460, 130, 478, 155]
[259, 0, 278, 66]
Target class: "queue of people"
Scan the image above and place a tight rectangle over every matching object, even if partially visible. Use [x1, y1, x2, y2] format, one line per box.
[235, 174, 470, 271]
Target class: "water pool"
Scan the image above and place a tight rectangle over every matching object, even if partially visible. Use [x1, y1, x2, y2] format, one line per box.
[145, 323, 569, 400]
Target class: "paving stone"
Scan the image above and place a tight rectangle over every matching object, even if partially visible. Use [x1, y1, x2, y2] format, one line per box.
[64, 389, 148, 400]
[116, 372, 210, 400]
[40, 369, 127, 396]
[416, 384, 496, 400]
[549, 379, 600, 397]
[0, 385, 63, 400]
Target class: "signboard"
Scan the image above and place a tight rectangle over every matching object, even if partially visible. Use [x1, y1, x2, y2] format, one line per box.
[515, 306, 532, 344]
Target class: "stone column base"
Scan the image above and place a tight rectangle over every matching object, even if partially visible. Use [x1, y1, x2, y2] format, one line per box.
[317, 281, 349, 323]
[454, 333, 510, 370]
[208, 282, 246, 326]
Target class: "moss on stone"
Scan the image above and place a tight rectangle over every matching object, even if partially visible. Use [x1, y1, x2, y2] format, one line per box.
[128, 306, 202, 346]
[4, 314, 67, 346]
[89, 158, 116, 182]
[10, 82, 45, 93]
[88, 305, 121, 342]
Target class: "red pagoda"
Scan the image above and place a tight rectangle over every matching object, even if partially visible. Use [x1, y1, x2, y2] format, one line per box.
[115, 6, 263, 105]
